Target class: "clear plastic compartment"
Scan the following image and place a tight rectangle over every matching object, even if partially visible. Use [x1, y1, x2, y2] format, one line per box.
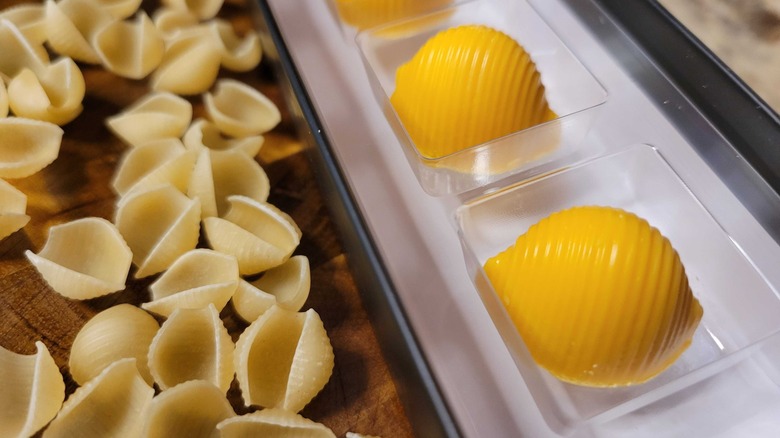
[455, 144, 780, 431]
[356, 0, 608, 196]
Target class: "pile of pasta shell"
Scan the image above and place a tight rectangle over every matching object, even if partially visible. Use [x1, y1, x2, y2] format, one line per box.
[0, 0, 382, 436]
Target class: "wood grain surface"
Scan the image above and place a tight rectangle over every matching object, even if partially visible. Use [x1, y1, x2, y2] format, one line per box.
[0, 0, 414, 436]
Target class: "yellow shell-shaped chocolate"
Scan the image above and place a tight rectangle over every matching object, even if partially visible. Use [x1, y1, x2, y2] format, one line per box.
[484, 206, 703, 387]
[334, 0, 452, 32]
[390, 25, 556, 159]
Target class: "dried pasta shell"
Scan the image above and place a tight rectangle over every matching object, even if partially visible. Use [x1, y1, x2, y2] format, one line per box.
[232, 255, 310, 323]
[0, 4, 47, 45]
[150, 31, 222, 95]
[105, 91, 192, 147]
[204, 195, 300, 275]
[142, 248, 239, 317]
[183, 118, 264, 157]
[0, 76, 7, 118]
[45, 0, 114, 64]
[148, 304, 235, 393]
[93, 0, 143, 19]
[0, 19, 48, 82]
[187, 148, 217, 218]
[7, 56, 85, 125]
[115, 184, 201, 278]
[25, 217, 132, 299]
[94, 12, 165, 79]
[43, 358, 154, 438]
[69, 304, 160, 386]
[152, 6, 198, 39]
[112, 138, 197, 199]
[0, 178, 30, 239]
[162, 0, 224, 20]
[0, 341, 65, 438]
[0, 117, 62, 179]
[204, 79, 281, 137]
[142, 380, 235, 438]
[234, 306, 334, 412]
[217, 409, 335, 438]
[211, 19, 261, 72]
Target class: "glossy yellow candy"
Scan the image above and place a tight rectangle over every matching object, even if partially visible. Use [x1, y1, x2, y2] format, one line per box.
[484, 206, 703, 387]
[391, 25, 556, 159]
[334, 0, 452, 32]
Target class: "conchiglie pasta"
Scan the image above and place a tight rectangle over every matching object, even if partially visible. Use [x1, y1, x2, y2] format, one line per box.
[93, 0, 143, 19]
[162, 0, 224, 20]
[217, 408, 335, 438]
[94, 12, 165, 79]
[232, 255, 310, 323]
[105, 91, 192, 147]
[44, 0, 114, 64]
[115, 184, 201, 278]
[0, 117, 62, 179]
[43, 358, 154, 438]
[0, 178, 30, 240]
[148, 304, 235, 393]
[112, 138, 197, 199]
[234, 306, 334, 412]
[69, 304, 160, 386]
[0, 76, 7, 118]
[0, 341, 65, 438]
[152, 7, 198, 39]
[25, 217, 132, 299]
[7, 57, 85, 125]
[204, 195, 300, 275]
[0, 18, 49, 79]
[210, 19, 261, 72]
[0, 4, 47, 45]
[204, 79, 281, 137]
[142, 249, 239, 317]
[183, 118, 264, 157]
[142, 380, 235, 438]
[150, 30, 222, 95]
[187, 149, 270, 219]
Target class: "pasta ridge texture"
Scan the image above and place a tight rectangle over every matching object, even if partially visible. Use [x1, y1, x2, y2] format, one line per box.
[216, 408, 336, 438]
[0, 341, 65, 438]
[69, 304, 160, 386]
[25, 217, 133, 299]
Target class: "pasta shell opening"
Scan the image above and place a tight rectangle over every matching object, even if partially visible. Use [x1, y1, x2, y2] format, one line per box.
[183, 118, 264, 157]
[162, 0, 224, 20]
[7, 57, 86, 125]
[25, 217, 132, 299]
[150, 31, 222, 95]
[234, 306, 334, 412]
[233, 255, 310, 322]
[0, 4, 47, 45]
[43, 358, 154, 438]
[216, 408, 335, 438]
[0, 117, 63, 179]
[112, 138, 197, 200]
[142, 380, 235, 438]
[152, 7, 198, 40]
[210, 19, 261, 72]
[143, 248, 239, 317]
[105, 91, 193, 147]
[147, 304, 235, 393]
[94, 12, 165, 79]
[115, 184, 201, 278]
[0, 177, 30, 240]
[0, 341, 65, 438]
[0, 19, 49, 80]
[203, 78, 281, 137]
[44, 0, 114, 64]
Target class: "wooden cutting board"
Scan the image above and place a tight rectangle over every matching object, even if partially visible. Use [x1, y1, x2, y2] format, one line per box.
[0, 0, 414, 436]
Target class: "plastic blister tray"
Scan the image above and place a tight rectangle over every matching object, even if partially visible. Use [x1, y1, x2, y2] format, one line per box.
[356, 0, 607, 195]
[456, 144, 780, 428]
[258, 0, 780, 435]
